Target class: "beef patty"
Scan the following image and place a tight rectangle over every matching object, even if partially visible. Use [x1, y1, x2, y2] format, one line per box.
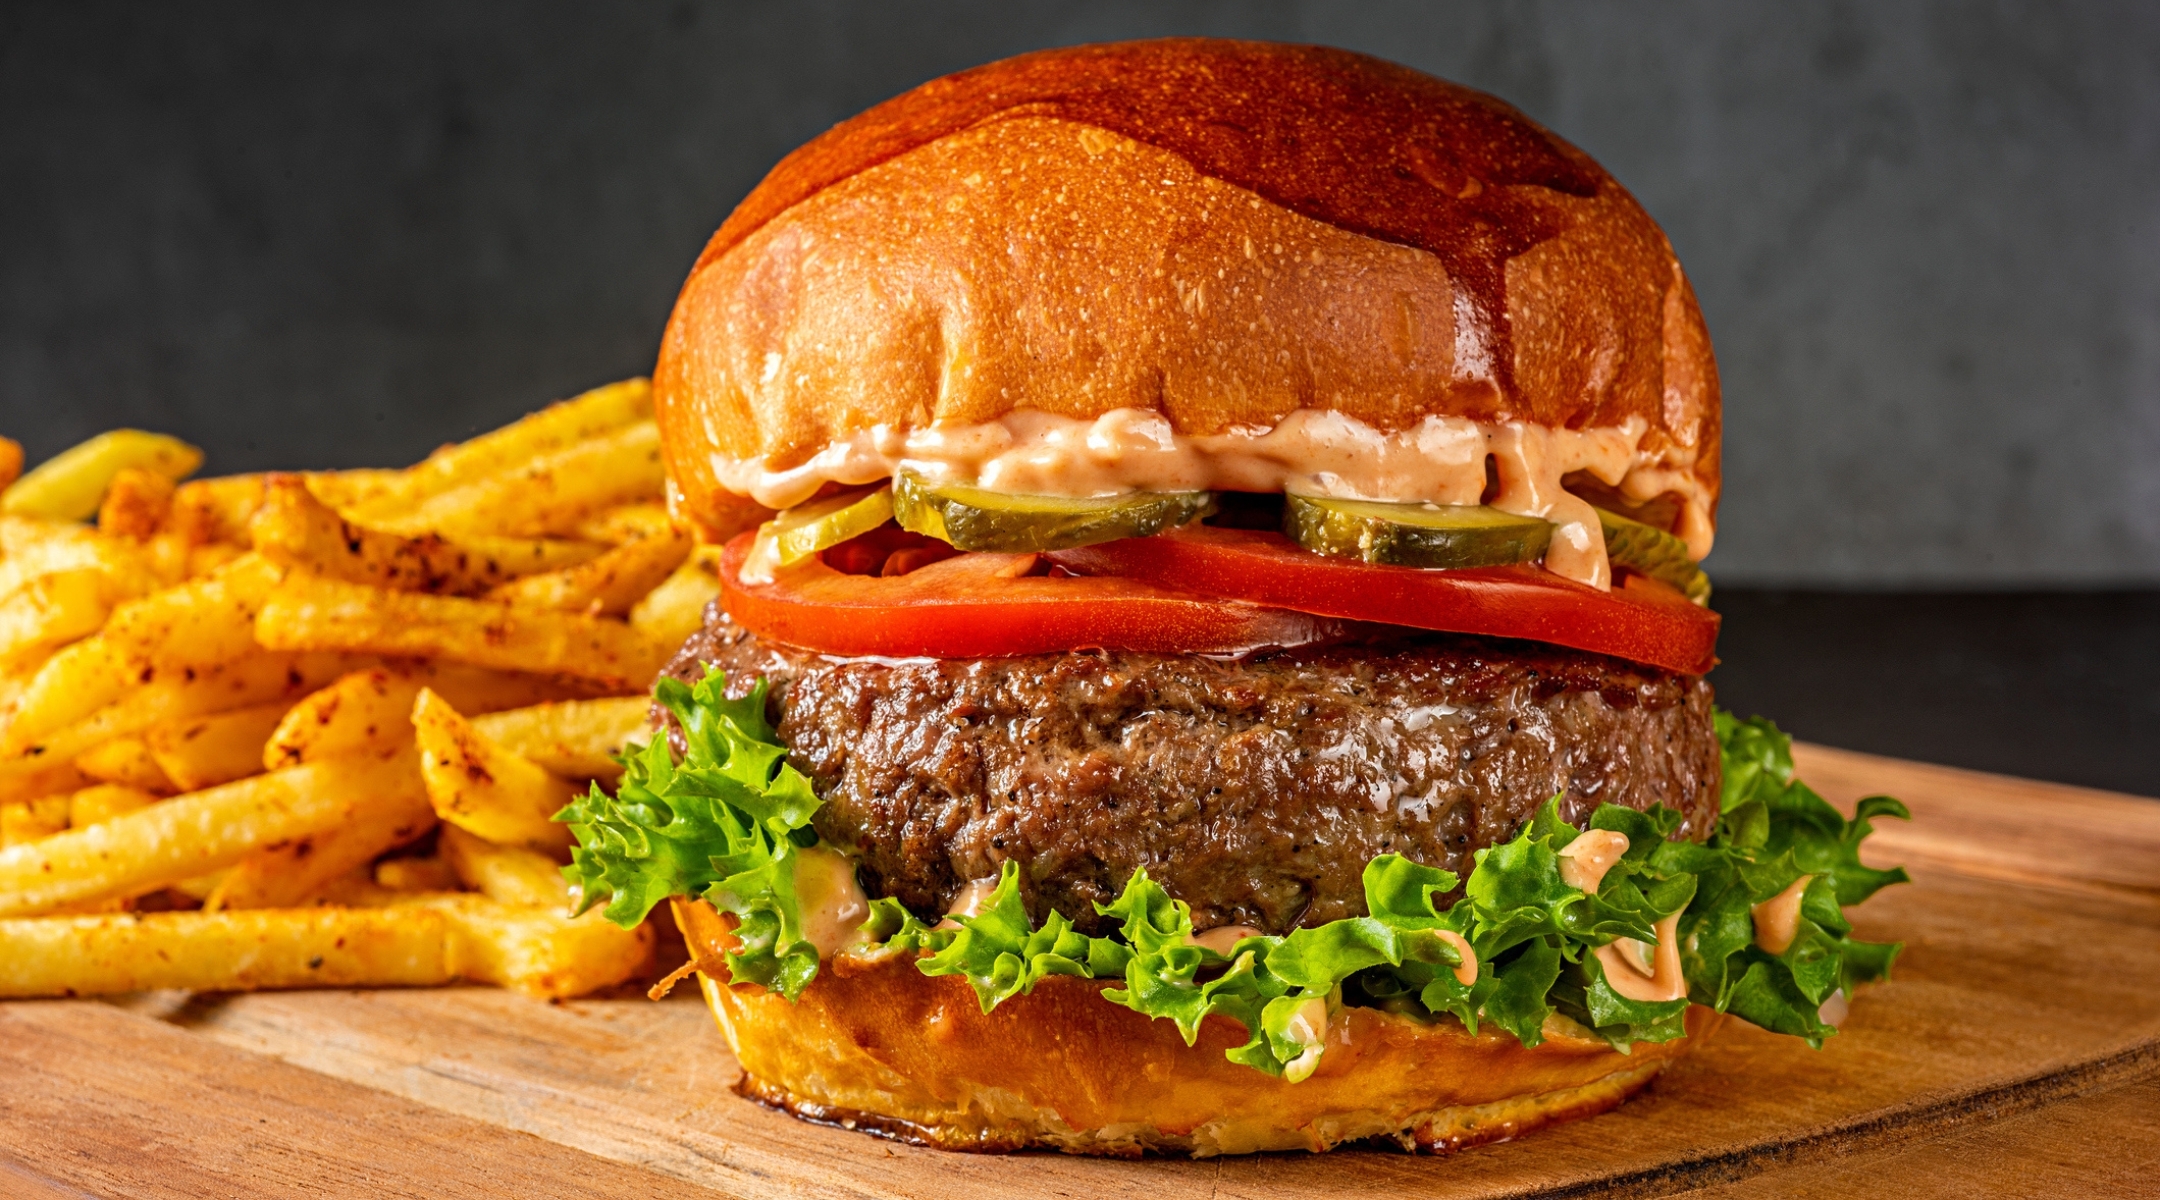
[673, 614, 1720, 937]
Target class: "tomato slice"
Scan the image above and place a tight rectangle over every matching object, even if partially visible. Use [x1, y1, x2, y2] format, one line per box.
[1047, 525, 1719, 675]
[718, 533, 1344, 658]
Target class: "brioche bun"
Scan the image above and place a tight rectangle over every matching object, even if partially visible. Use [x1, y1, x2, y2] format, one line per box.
[655, 38, 1719, 539]
[678, 901, 1718, 1156]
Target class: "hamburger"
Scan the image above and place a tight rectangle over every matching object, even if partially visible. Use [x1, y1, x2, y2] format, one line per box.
[563, 38, 1908, 1156]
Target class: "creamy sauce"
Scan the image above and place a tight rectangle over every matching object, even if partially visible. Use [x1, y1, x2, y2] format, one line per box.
[1279, 995, 1332, 1084]
[1817, 988, 1849, 1028]
[933, 875, 1003, 930]
[1187, 924, 1262, 956]
[1432, 928, 1479, 987]
[1596, 911, 1687, 1003]
[1751, 875, 1812, 955]
[708, 407, 1716, 588]
[1557, 829, 1631, 894]
[792, 847, 872, 959]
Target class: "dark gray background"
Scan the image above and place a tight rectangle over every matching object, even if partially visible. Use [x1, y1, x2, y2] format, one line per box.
[3, 2, 2156, 793]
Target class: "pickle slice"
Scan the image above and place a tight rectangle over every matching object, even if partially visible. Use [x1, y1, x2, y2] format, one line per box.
[741, 485, 894, 583]
[1596, 507, 1711, 603]
[1284, 494, 1553, 569]
[892, 471, 1214, 552]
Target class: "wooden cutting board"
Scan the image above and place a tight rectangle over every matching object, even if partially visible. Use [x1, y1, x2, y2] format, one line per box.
[3, 743, 2156, 1199]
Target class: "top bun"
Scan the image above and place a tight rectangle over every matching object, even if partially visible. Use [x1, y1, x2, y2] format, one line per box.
[656, 39, 1719, 540]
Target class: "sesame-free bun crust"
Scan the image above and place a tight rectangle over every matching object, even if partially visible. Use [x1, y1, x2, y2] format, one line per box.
[678, 902, 1718, 1156]
[656, 39, 1720, 536]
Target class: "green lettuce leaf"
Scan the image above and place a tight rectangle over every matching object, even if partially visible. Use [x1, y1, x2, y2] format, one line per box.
[557, 667, 827, 999]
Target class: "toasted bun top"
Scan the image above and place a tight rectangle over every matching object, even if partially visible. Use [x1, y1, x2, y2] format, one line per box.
[656, 39, 1719, 535]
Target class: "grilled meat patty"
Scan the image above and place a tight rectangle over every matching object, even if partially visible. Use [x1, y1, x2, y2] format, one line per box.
[673, 613, 1720, 937]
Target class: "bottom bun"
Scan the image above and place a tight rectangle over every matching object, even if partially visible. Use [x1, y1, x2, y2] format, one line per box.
[677, 901, 1720, 1157]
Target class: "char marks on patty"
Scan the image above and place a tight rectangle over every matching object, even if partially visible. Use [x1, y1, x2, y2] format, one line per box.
[672, 615, 1719, 937]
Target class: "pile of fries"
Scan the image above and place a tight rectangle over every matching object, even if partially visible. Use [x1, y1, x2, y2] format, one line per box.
[0, 380, 729, 1000]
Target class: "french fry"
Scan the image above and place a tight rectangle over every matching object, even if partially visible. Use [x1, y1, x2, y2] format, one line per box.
[144, 701, 290, 792]
[0, 569, 117, 667]
[0, 893, 649, 999]
[439, 824, 572, 910]
[412, 688, 575, 853]
[346, 378, 652, 523]
[0, 907, 458, 998]
[0, 515, 160, 602]
[260, 662, 597, 771]
[485, 527, 691, 616]
[97, 465, 177, 538]
[376, 855, 460, 893]
[169, 474, 268, 546]
[1, 636, 132, 756]
[1, 795, 71, 845]
[414, 892, 653, 999]
[204, 752, 432, 911]
[470, 695, 651, 782]
[249, 475, 607, 594]
[7, 649, 374, 768]
[377, 419, 664, 539]
[0, 437, 21, 492]
[0, 759, 90, 810]
[67, 783, 159, 828]
[576, 501, 677, 545]
[0, 750, 422, 916]
[72, 736, 175, 793]
[2, 429, 203, 521]
[101, 551, 282, 667]
[258, 571, 662, 688]
[628, 543, 723, 652]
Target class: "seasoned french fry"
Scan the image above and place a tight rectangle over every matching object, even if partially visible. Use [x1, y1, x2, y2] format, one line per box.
[0, 759, 90, 810]
[249, 475, 607, 594]
[67, 783, 159, 828]
[97, 465, 177, 538]
[260, 662, 595, 771]
[412, 688, 575, 853]
[1, 636, 132, 756]
[0, 515, 160, 602]
[1, 795, 71, 845]
[101, 551, 282, 667]
[439, 824, 572, 909]
[375, 855, 460, 893]
[0, 437, 21, 492]
[169, 474, 268, 546]
[470, 695, 650, 782]
[485, 527, 691, 616]
[298, 467, 406, 512]
[347, 378, 652, 522]
[415, 893, 652, 999]
[576, 501, 677, 545]
[7, 649, 375, 767]
[204, 753, 432, 911]
[628, 543, 723, 652]
[0, 750, 422, 916]
[0, 569, 117, 667]
[144, 701, 290, 792]
[3, 430, 203, 521]
[258, 571, 662, 688]
[72, 736, 175, 793]
[0, 907, 458, 997]
[0, 892, 649, 999]
[378, 419, 664, 539]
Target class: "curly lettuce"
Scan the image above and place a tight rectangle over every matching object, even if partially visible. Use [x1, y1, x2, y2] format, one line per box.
[558, 668, 826, 998]
[564, 667, 1907, 1072]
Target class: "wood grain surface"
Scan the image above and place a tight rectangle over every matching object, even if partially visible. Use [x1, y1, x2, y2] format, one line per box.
[3, 742, 2156, 1198]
